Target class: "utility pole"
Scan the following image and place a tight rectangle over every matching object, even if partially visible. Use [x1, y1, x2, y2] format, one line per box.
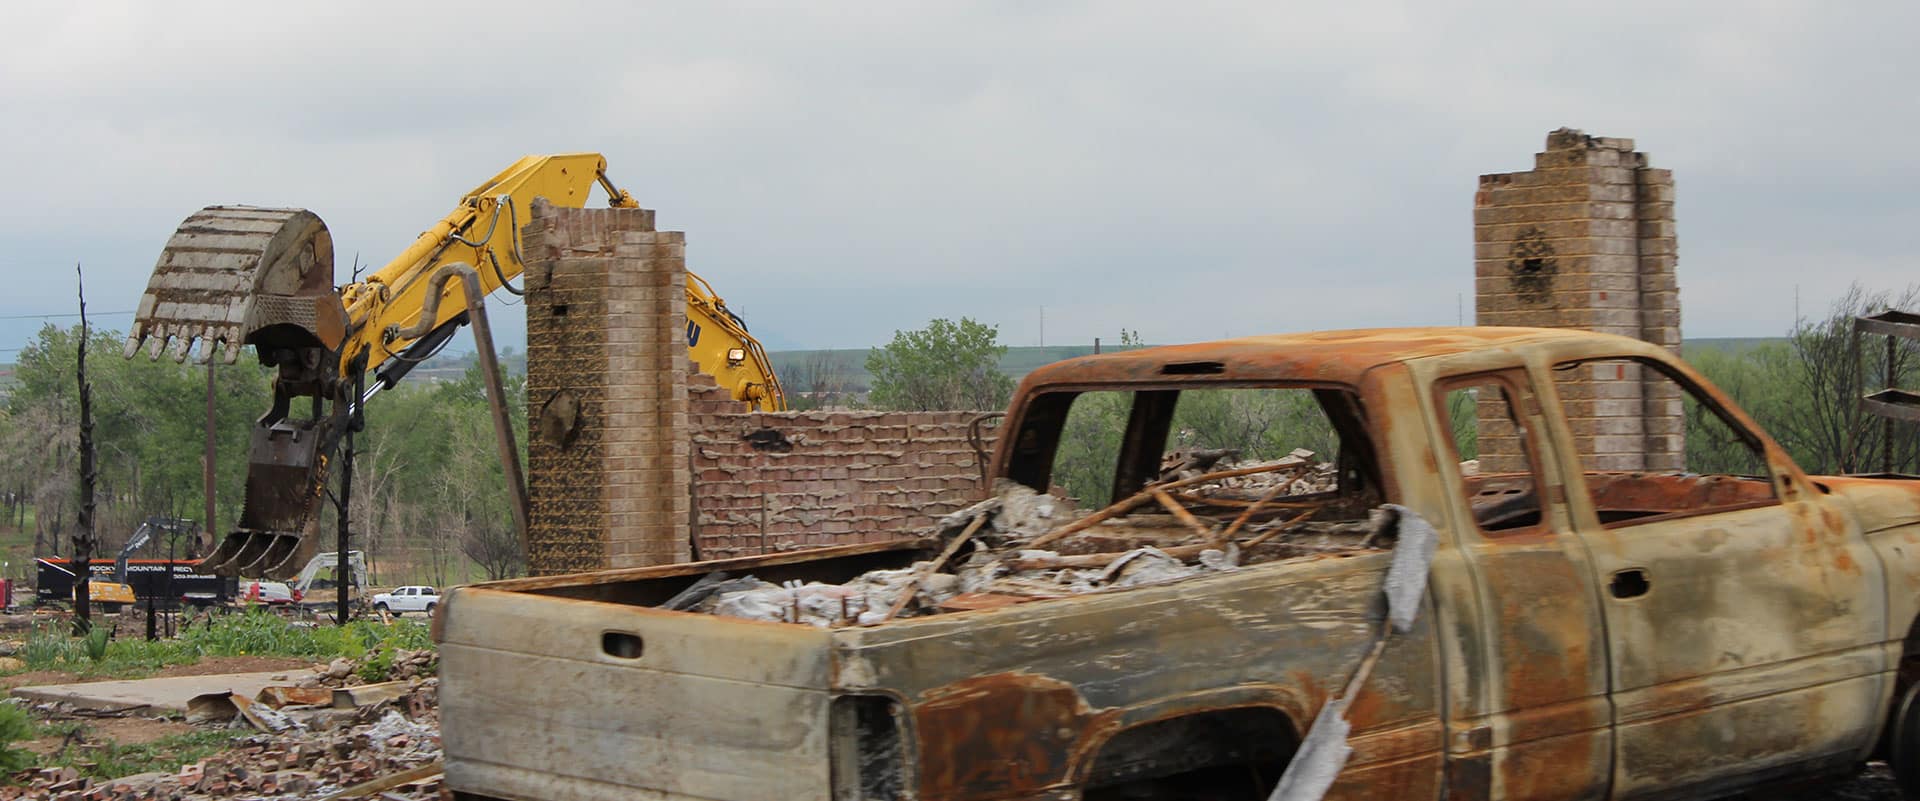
[336, 366, 364, 626]
[203, 360, 215, 560]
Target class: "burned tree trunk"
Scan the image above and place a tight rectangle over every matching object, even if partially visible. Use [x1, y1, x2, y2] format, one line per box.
[72, 265, 97, 634]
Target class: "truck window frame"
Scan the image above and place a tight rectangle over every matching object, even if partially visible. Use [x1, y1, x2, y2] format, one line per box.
[1003, 381, 1384, 504]
[1549, 355, 1782, 529]
[1432, 371, 1551, 539]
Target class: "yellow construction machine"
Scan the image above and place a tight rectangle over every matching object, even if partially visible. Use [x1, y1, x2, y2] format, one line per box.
[125, 154, 784, 578]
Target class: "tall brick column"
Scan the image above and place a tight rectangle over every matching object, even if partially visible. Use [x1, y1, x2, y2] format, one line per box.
[1474, 128, 1682, 472]
[521, 200, 691, 574]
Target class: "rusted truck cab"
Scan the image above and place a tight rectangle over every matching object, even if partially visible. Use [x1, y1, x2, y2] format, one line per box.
[440, 328, 1920, 801]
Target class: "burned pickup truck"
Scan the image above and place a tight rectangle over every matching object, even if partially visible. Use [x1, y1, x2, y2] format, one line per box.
[438, 328, 1920, 801]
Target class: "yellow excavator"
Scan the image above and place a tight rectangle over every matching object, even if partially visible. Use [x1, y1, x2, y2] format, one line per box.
[124, 154, 784, 578]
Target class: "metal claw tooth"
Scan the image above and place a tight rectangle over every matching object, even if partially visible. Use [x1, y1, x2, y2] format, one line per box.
[225, 327, 243, 364]
[196, 326, 216, 364]
[123, 334, 142, 360]
[146, 332, 167, 361]
[168, 330, 193, 363]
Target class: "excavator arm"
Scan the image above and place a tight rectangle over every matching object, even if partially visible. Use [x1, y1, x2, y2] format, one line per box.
[125, 154, 784, 578]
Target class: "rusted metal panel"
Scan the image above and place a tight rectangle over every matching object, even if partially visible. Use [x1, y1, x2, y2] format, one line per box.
[1440, 337, 1894, 799]
[836, 551, 1445, 800]
[1577, 500, 1888, 797]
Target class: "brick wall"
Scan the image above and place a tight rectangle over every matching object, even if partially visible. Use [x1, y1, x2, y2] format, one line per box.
[522, 201, 691, 575]
[687, 373, 995, 558]
[1474, 128, 1682, 472]
[519, 201, 996, 573]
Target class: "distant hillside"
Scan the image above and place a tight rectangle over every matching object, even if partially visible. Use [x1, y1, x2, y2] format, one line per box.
[400, 336, 1796, 393]
[1681, 337, 1788, 356]
[769, 345, 1113, 390]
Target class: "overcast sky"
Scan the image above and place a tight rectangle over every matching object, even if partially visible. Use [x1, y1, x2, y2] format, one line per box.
[2, 1, 1915, 358]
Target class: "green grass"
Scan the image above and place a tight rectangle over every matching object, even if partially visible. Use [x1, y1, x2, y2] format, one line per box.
[32, 720, 239, 781]
[5, 609, 432, 680]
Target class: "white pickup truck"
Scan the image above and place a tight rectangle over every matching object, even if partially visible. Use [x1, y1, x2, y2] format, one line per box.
[371, 585, 440, 615]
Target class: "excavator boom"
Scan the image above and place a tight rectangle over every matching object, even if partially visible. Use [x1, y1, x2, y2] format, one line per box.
[126, 154, 784, 578]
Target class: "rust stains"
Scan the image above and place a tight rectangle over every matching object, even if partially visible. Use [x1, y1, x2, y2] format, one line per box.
[911, 672, 1117, 800]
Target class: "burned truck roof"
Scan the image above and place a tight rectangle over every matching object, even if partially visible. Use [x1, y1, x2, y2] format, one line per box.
[1015, 326, 1652, 389]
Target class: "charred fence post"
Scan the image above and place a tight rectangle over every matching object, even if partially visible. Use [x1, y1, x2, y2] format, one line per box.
[73, 264, 97, 634]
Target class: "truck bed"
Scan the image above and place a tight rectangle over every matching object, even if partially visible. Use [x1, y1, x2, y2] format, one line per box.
[441, 519, 1401, 801]
[438, 542, 932, 801]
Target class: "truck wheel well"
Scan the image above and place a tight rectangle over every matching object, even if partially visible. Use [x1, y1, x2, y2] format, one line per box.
[1899, 614, 1920, 696]
[1082, 706, 1298, 801]
[1877, 614, 1920, 762]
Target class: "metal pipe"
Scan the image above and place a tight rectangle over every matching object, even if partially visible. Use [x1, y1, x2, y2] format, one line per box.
[392, 263, 531, 549]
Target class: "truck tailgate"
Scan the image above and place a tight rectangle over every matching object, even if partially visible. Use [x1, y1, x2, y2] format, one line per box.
[439, 587, 837, 801]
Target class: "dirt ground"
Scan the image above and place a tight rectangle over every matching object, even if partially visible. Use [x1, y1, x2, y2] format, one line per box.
[19, 715, 194, 756]
[0, 656, 310, 692]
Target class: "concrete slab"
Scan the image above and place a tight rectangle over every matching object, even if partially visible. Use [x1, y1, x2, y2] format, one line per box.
[10, 670, 298, 713]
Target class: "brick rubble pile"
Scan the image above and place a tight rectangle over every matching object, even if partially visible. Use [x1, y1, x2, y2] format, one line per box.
[7, 649, 443, 800]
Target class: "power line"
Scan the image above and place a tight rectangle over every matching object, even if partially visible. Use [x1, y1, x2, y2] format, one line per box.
[0, 309, 135, 318]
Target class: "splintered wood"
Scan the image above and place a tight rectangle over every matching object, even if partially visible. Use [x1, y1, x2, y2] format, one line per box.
[672, 453, 1392, 626]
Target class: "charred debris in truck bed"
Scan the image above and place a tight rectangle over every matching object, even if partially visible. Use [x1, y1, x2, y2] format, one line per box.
[668, 450, 1399, 627]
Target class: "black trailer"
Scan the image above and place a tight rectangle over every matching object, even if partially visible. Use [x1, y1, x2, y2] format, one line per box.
[35, 559, 236, 609]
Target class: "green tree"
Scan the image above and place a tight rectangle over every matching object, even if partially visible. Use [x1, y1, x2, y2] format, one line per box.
[1050, 391, 1130, 505]
[342, 361, 528, 584]
[865, 318, 1015, 411]
[1683, 285, 1920, 476]
[2, 324, 268, 560]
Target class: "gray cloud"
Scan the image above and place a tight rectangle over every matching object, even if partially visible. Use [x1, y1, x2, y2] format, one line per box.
[1, 0, 1914, 357]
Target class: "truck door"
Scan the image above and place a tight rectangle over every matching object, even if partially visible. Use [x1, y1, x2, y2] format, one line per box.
[1424, 368, 1613, 801]
[1542, 356, 1886, 800]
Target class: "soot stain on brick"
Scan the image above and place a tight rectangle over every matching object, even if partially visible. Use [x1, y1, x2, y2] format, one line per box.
[1506, 227, 1558, 304]
[744, 427, 795, 453]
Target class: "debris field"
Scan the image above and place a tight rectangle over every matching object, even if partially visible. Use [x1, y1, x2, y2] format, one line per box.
[7, 649, 442, 801]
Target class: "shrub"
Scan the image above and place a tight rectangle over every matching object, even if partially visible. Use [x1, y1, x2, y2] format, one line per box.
[0, 703, 34, 774]
[83, 627, 110, 663]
